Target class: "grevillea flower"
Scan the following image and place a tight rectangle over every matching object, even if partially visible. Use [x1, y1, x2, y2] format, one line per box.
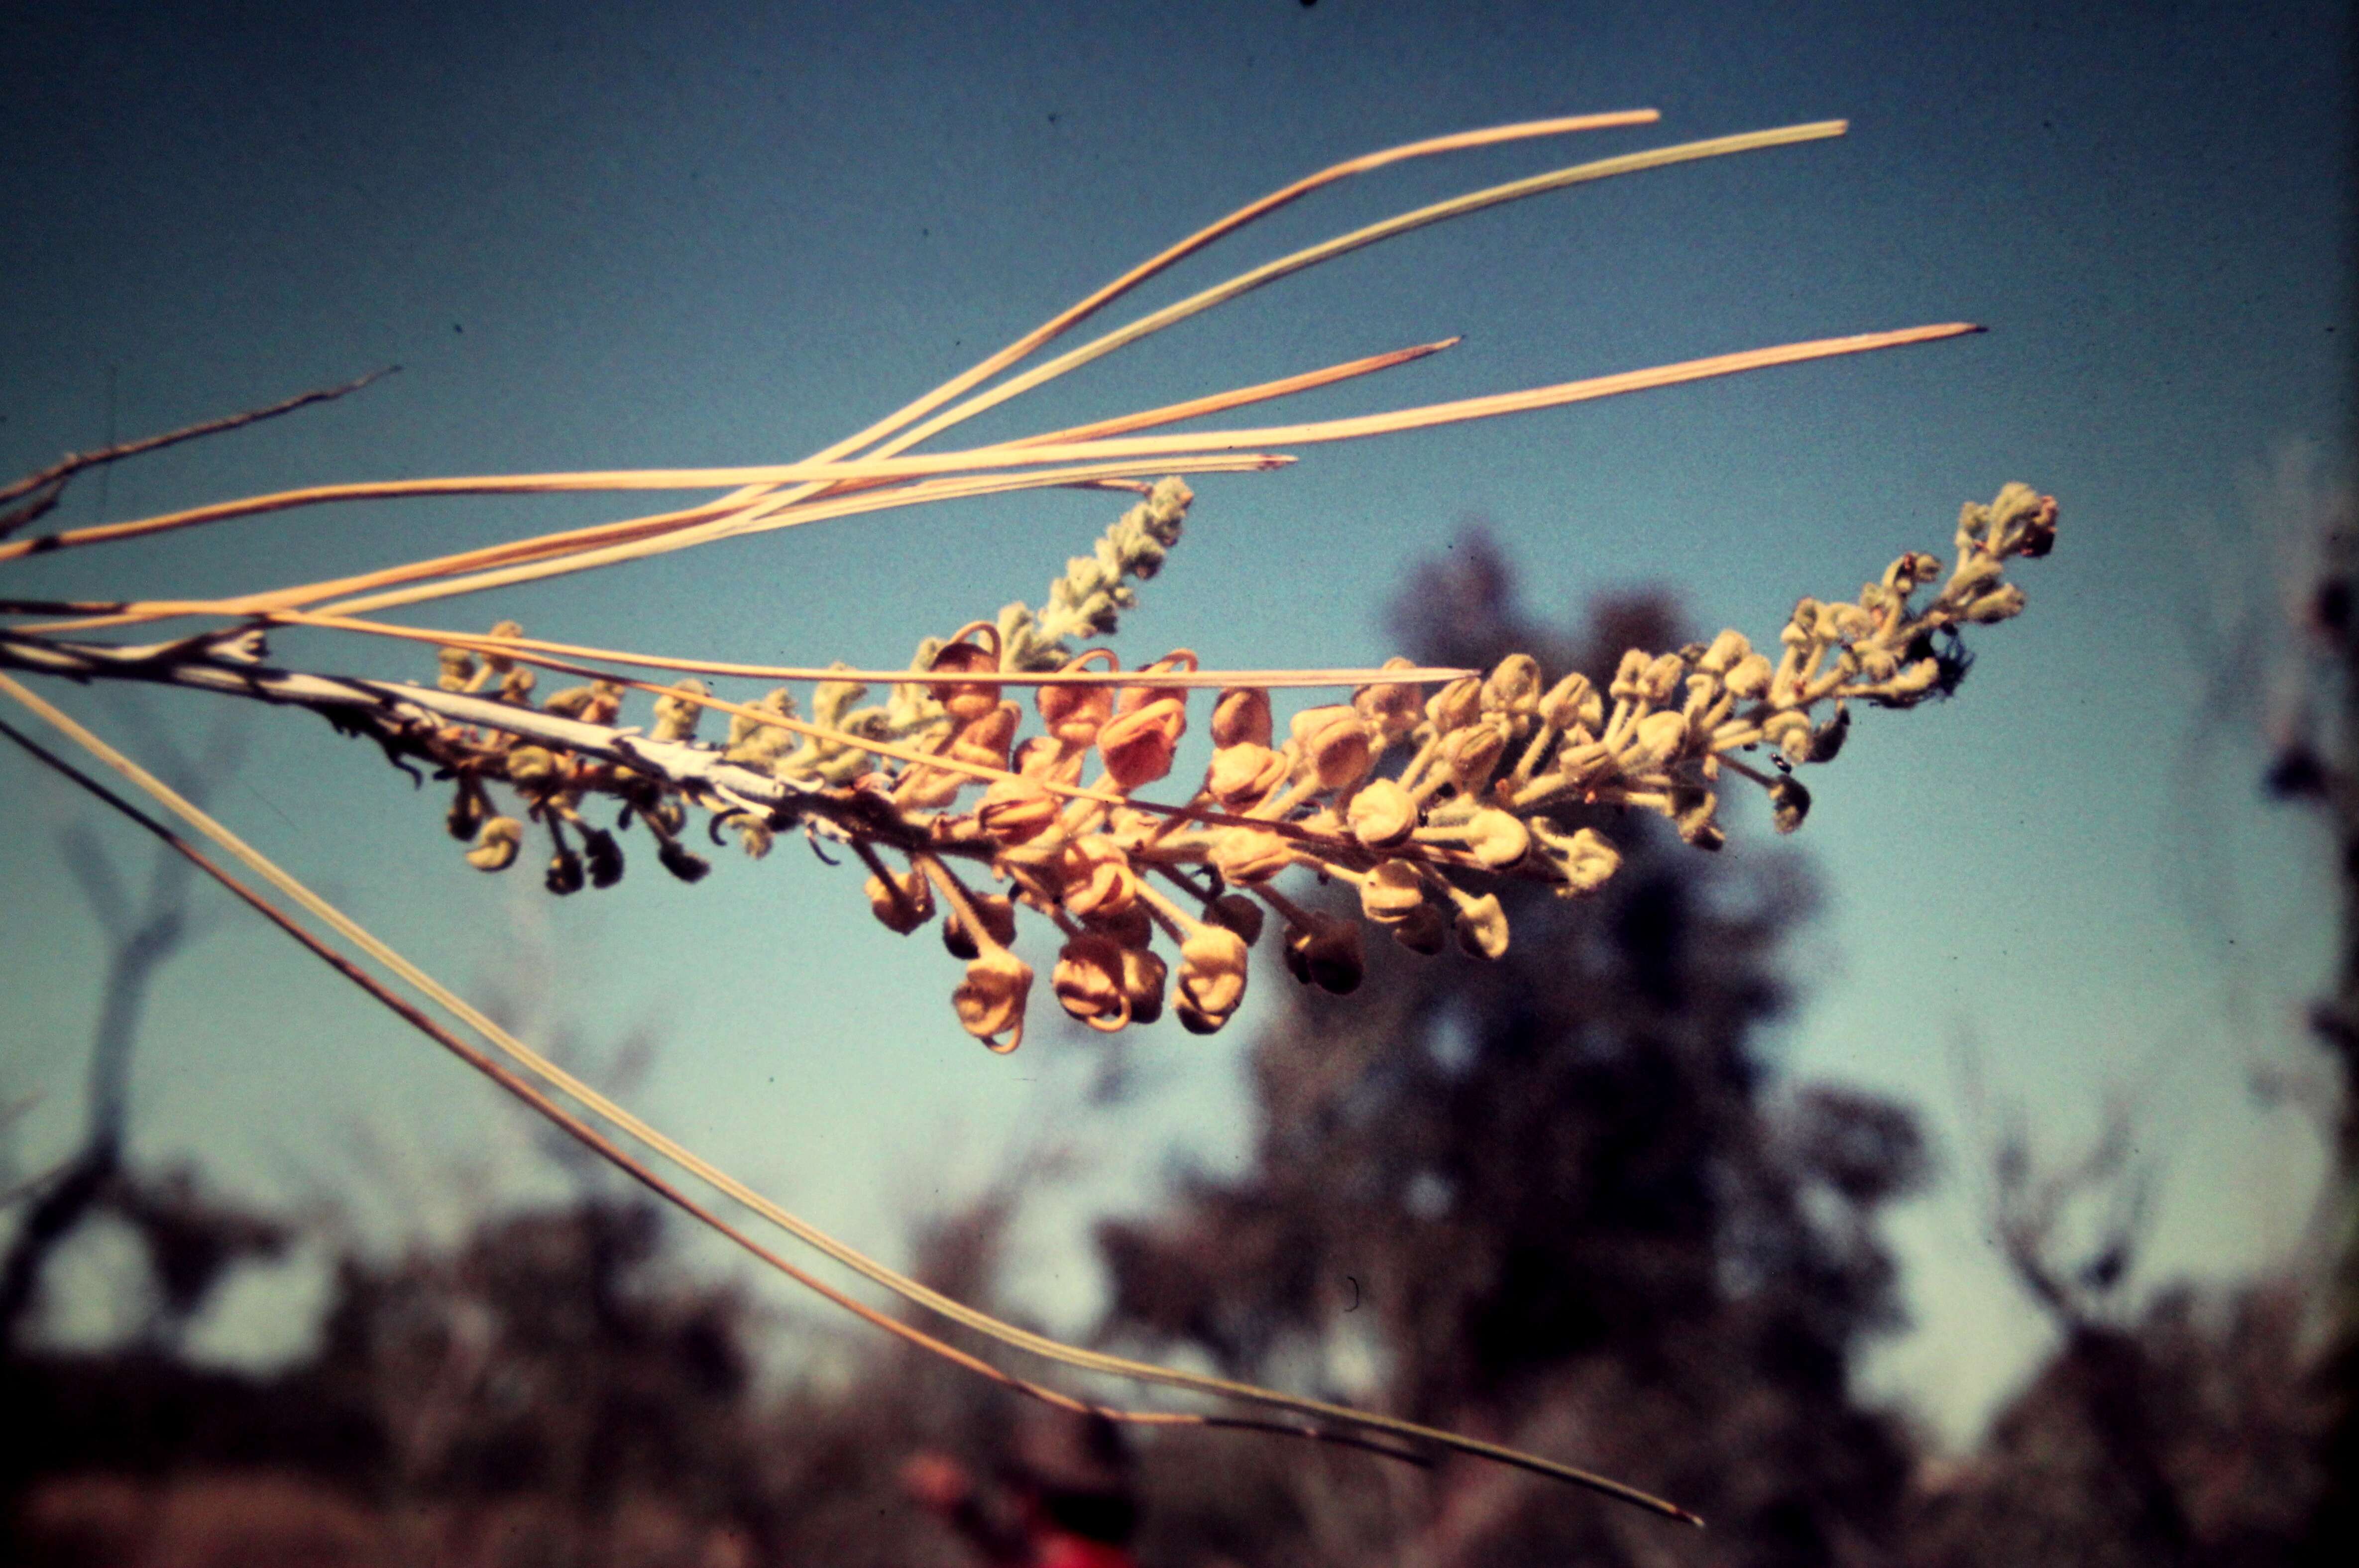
[1096, 699, 1186, 790]
[1347, 777, 1418, 849]
[1207, 743, 1289, 810]
[1052, 934, 1131, 1031]
[1058, 836, 1140, 920]
[1176, 925, 1249, 1034]
[1211, 686, 1272, 748]
[1290, 704, 1374, 792]
[953, 948, 1032, 1052]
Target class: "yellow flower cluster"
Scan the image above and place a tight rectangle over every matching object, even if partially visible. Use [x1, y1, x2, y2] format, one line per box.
[422, 483, 2056, 1054]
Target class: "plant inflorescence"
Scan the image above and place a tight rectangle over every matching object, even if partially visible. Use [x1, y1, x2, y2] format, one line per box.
[0, 109, 2057, 1522]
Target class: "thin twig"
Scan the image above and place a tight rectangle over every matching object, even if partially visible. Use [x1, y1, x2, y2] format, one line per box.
[0, 367, 397, 541]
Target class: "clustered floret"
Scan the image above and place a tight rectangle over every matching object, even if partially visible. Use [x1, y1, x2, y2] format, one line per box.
[419, 482, 2057, 1053]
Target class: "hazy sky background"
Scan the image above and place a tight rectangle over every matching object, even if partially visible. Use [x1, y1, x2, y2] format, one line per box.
[1, 0, 2348, 1447]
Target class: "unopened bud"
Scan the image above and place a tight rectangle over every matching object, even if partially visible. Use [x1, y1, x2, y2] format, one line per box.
[1770, 775, 1811, 833]
[1964, 584, 2027, 624]
[867, 867, 936, 934]
[1058, 836, 1139, 919]
[1096, 699, 1185, 790]
[1211, 687, 1273, 749]
[1392, 901, 1450, 955]
[953, 949, 1032, 1052]
[1207, 743, 1289, 810]
[1436, 719, 1507, 792]
[1463, 808, 1531, 869]
[1538, 672, 1603, 734]
[1282, 916, 1364, 995]
[1551, 824, 1620, 896]
[1038, 673, 1114, 747]
[1354, 658, 1426, 740]
[1053, 935, 1132, 1032]
[1725, 653, 1774, 699]
[651, 679, 710, 744]
[1206, 893, 1266, 945]
[1454, 894, 1509, 960]
[946, 702, 1020, 773]
[1208, 827, 1295, 886]
[1807, 706, 1849, 763]
[582, 827, 626, 886]
[545, 849, 585, 896]
[976, 776, 1061, 845]
[437, 646, 478, 692]
[1625, 710, 1688, 770]
[446, 788, 486, 842]
[1290, 705, 1373, 792]
[465, 816, 524, 871]
[505, 746, 562, 791]
[1639, 653, 1687, 703]
[656, 841, 711, 883]
[942, 890, 1017, 959]
[1358, 859, 1427, 924]
[1673, 786, 1723, 850]
[1121, 945, 1168, 1026]
[1482, 654, 1543, 722]
[1425, 676, 1483, 735]
[1697, 630, 1752, 675]
[927, 639, 1004, 725]
[1347, 777, 1419, 850]
[1176, 926, 1250, 1033]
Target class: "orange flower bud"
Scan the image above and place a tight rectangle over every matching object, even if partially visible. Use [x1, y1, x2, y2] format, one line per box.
[1176, 925, 1249, 1034]
[942, 890, 1017, 960]
[946, 701, 1021, 773]
[1121, 944, 1168, 1026]
[866, 866, 936, 934]
[1013, 735, 1085, 785]
[927, 639, 1003, 725]
[976, 776, 1061, 846]
[1038, 683, 1114, 747]
[1211, 687, 1272, 749]
[1206, 743, 1289, 810]
[953, 948, 1032, 1052]
[1052, 934, 1131, 1032]
[1037, 651, 1116, 746]
[1057, 836, 1139, 920]
[1289, 705, 1373, 792]
[1097, 699, 1186, 791]
[1117, 651, 1198, 714]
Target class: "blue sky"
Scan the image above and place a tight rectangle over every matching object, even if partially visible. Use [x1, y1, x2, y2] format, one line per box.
[0, 0, 2348, 1445]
